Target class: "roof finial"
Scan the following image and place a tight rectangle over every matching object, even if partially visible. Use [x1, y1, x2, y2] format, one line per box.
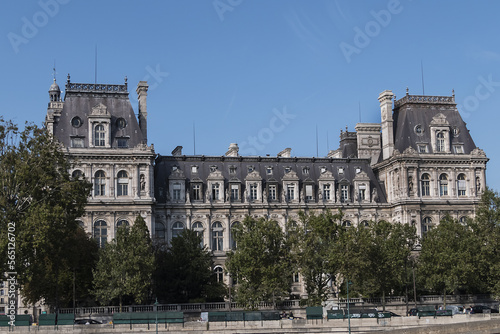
[53, 60, 57, 81]
[67, 73, 70, 84]
[452, 89, 455, 98]
[406, 87, 409, 95]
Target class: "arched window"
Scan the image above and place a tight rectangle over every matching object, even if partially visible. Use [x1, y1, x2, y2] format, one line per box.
[155, 222, 166, 240]
[94, 124, 105, 147]
[422, 217, 432, 234]
[93, 220, 107, 248]
[172, 222, 184, 239]
[116, 220, 129, 233]
[230, 222, 240, 250]
[214, 266, 224, 283]
[117, 171, 128, 196]
[94, 170, 106, 196]
[76, 220, 85, 229]
[421, 173, 430, 196]
[72, 170, 83, 179]
[342, 220, 351, 227]
[439, 174, 448, 196]
[457, 174, 466, 196]
[360, 220, 369, 227]
[436, 131, 445, 152]
[192, 222, 204, 247]
[212, 222, 224, 251]
[459, 216, 468, 225]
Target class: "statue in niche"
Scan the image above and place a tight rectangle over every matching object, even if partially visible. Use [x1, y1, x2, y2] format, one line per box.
[140, 174, 146, 191]
[408, 176, 413, 193]
[372, 188, 379, 202]
[476, 177, 481, 193]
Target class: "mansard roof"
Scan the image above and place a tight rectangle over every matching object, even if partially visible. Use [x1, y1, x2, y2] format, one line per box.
[154, 155, 387, 203]
[52, 75, 145, 148]
[392, 92, 476, 154]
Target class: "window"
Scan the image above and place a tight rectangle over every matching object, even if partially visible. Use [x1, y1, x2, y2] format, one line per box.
[155, 222, 165, 240]
[287, 184, 295, 201]
[117, 138, 128, 148]
[305, 184, 313, 201]
[355, 167, 361, 174]
[247, 166, 254, 173]
[192, 184, 201, 201]
[230, 222, 240, 250]
[214, 266, 224, 283]
[436, 132, 445, 152]
[284, 167, 291, 174]
[320, 167, 327, 174]
[76, 220, 85, 229]
[459, 216, 467, 225]
[117, 171, 128, 196]
[323, 184, 331, 200]
[192, 222, 204, 247]
[71, 137, 84, 148]
[302, 167, 309, 175]
[422, 217, 432, 234]
[172, 222, 184, 239]
[94, 170, 106, 196]
[229, 166, 237, 174]
[421, 174, 430, 196]
[453, 145, 464, 154]
[230, 184, 239, 201]
[293, 273, 300, 283]
[94, 124, 105, 147]
[191, 166, 198, 173]
[266, 167, 273, 175]
[212, 222, 223, 251]
[268, 184, 277, 201]
[457, 174, 466, 196]
[414, 124, 423, 135]
[212, 183, 220, 201]
[453, 126, 460, 136]
[173, 183, 181, 200]
[72, 170, 83, 179]
[71, 116, 82, 128]
[341, 184, 349, 202]
[342, 220, 351, 227]
[116, 117, 127, 129]
[439, 174, 448, 196]
[361, 220, 369, 227]
[250, 184, 258, 201]
[358, 184, 366, 201]
[418, 145, 428, 153]
[93, 220, 107, 248]
[116, 220, 129, 232]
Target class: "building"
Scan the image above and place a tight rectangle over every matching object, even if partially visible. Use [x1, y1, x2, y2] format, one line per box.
[43, 76, 488, 297]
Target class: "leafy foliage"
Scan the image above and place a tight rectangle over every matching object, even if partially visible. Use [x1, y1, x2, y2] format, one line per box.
[93, 216, 154, 308]
[226, 217, 292, 310]
[0, 119, 93, 310]
[153, 229, 225, 303]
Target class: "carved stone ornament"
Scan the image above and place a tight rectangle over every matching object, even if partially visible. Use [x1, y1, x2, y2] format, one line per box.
[91, 103, 109, 116]
[392, 149, 401, 156]
[403, 146, 417, 155]
[430, 113, 449, 126]
[471, 147, 486, 157]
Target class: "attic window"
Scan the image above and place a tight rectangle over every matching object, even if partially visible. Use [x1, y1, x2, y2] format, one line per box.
[414, 124, 423, 135]
[266, 167, 273, 175]
[453, 145, 464, 154]
[116, 118, 127, 129]
[191, 166, 198, 173]
[285, 167, 291, 174]
[247, 166, 254, 173]
[229, 166, 237, 174]
[320, 167, 327, 174]
[338, 167, 344, 174]
[210, 166, 218, 172]
[117, 138, 128, 148]
[453, 127, 460, 137]
[355, 167, 361, 174]
[302, 167, 309, 175]
[172, 166, 178, 171]
[71, 116, 82, 128]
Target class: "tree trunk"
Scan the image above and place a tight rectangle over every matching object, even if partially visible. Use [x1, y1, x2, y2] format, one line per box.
[382, 290, 386, 312]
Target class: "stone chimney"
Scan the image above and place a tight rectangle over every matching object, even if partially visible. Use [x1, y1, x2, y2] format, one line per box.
[225, 143, 239, 157]
[378, 90, 394, 160]
[136, 81, 149, 144]
[172, 146, 183, 156]
[278, 148, 292, 158]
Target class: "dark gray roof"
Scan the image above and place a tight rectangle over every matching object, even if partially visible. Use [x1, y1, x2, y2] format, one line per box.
[52, 80, 144, 148]
[392, 94, 476, 154]
[155, 155, 387, 203]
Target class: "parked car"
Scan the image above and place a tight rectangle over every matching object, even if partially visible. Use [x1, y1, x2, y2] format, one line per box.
[74, 319, 102, 325]
[408, 308, 418, 316]
[470, 305, 499, 314]
[445, 305, 464, 315]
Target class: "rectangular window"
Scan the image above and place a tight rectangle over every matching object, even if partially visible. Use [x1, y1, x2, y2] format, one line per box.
[418, 145, 428, 153]
[303, 167, 309, 175]
[454, 145, 464, 154]
[268, 184, 277, 201]
[458, 180, 466, 196]
[305, 184, 313, 201]
[117, 138, 128, 148]
[323, 184, 331, 200]
[422, 181, 430, 196]
[341, 185, 349, 202]
[191, 166, 198, 173]
[70, 137, 84, 148]
[358, 184, 366, 201]
[192, 184, 201, 200]
[117, 179, 128, 196]
[287, 184, 295, 201]
[266, 167, 273, 175]
[250, 184, 258, 201]
[231, 184, 239, 201]
[229, 166, 236, 174]
[173, 183, 181, 200]
[212, 183, 220, 201]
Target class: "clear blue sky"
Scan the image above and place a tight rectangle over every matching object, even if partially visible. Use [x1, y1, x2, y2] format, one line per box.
[1, 1, 500, 190]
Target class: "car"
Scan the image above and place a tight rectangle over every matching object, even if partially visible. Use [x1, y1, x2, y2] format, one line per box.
[408, 308, 418, 316]
[470, 305, 499, 314]
[445, 305, 464, 315]
[74, 319, 102, 325]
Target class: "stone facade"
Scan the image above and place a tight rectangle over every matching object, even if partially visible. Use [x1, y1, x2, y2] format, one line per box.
[43, 77, 488, 298]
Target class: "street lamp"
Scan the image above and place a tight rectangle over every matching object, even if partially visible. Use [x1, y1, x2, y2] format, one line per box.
[154, 298, 159, 334]
[346, 280, 352, 334]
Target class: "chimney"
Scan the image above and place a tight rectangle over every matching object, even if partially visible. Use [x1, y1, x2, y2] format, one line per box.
[172, 146, 183, 156]
[278, 148, 292, 158]
[225, 143, 239, 157]
[378, 90, 394, 160]
[136, 81, 149, 144]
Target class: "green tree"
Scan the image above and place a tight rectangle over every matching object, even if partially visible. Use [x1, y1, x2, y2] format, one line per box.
[226, 216, 292, 310]
[0, 120, 92, 311]
[93, 216, 154, 309]
[154, 229, 225, 303]
[417, 216, 478, 306]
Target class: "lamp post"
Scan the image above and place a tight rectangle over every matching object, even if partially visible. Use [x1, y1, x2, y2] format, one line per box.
[154, 298, 158, 334]
[346, 280, 352, 334]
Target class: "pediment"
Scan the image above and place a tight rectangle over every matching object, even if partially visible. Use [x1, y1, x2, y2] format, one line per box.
[319, 170, 335, 180]
[169, 168, 186, 180]
[245, 170, 262, 181]
[90, 103, 110, 117]
[207, 170, 224, 180]
[430, 113, 449, 126]
[282, 170, 299, 181]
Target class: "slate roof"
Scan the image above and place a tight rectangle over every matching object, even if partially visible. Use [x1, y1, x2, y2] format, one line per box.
[392, 94, 476, 154]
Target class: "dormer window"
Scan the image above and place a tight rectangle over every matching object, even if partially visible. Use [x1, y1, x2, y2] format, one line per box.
[191, 166, 198, 174]
[338, 167, 344, 174]
[285, 167, 291, 174]
[71, 116, 82, 128]
[248, 166, 254, 173]
[94, 124, 105, 147]
[320, 167, 327, 174]
[266, 167, 273, 175]
[453, 145, 464, 154]
[302, 167, 309, 175]
[229, 166, 237, 174]
[116, 117, 127, 129]
[210, 166, 218, 172]
[436, 132, 445, 152]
